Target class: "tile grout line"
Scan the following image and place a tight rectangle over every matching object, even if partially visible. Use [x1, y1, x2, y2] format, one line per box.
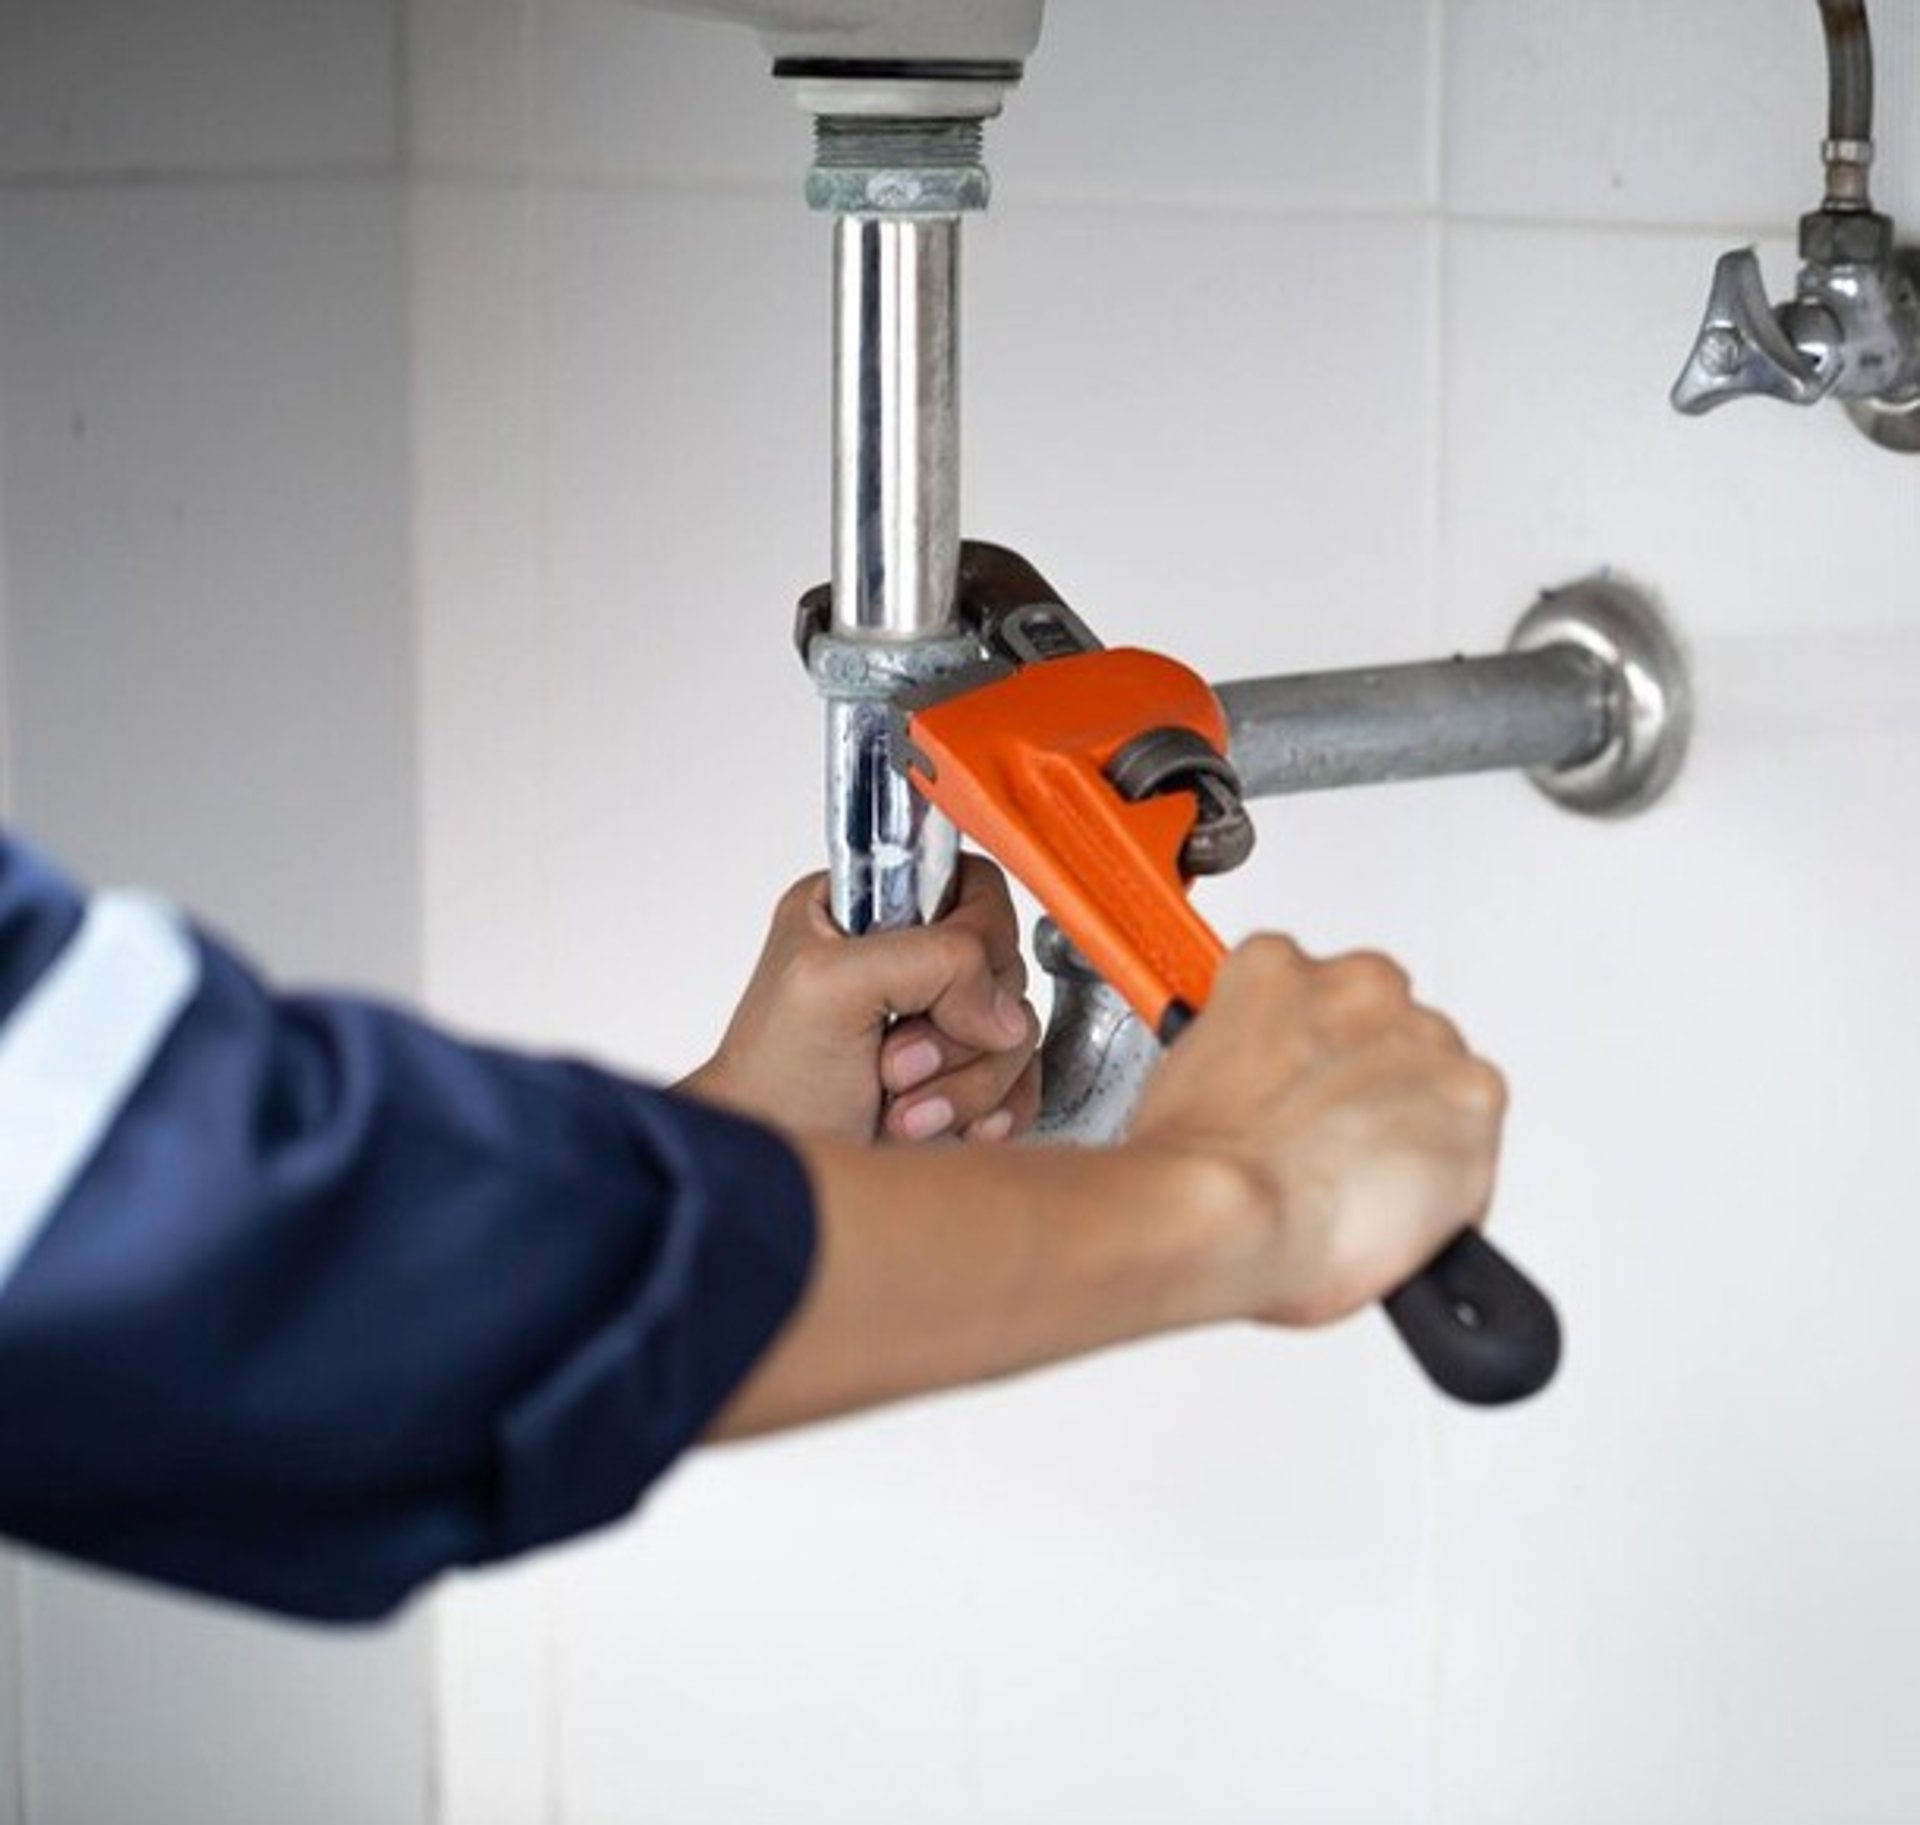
[398, 16, 441, 1816]
[0, 194, 24, 1825]
[1425, 20, 1453, 1825]
[518, 2, 568, 1820]
[0, 160, 400, 191]
[0, 157, 1805, 257]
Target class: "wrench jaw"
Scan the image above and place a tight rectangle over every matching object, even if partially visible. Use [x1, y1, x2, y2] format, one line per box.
[892, 644, 1238, 1040]
[809, 535, 1257, 1032]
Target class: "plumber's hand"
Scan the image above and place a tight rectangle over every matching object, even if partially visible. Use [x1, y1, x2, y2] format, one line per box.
[681, 855, 1041, 1146]
[1129, 936, 1507, 1328]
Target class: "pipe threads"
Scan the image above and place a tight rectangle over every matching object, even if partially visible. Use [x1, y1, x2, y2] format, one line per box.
[814, 116, 985, 170]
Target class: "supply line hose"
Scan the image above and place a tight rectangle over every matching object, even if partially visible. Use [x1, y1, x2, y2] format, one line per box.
[1818, 0, 1875, 210]
[1819, 0, 1873, 146]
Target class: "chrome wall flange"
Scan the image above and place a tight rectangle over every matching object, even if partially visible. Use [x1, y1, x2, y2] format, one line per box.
[1508, 574, 1692, 818]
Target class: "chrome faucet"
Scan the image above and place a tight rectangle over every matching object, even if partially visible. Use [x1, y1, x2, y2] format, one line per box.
[1672, 0, 1920, 452]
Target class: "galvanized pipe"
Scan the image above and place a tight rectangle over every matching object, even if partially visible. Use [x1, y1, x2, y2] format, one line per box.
[826, 212, 964, 932]
[1031, 575, 1696, 1147]
[1216, 647, 1612, 801]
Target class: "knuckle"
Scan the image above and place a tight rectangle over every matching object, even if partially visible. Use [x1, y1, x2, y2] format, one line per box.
[1408, 1006, 1463, 1051]
[1236, 932, 1308, 987]
[777, 873, 827, 920]
[1453, 1057, 1509, 1116]
[1329, 950, 1411, 1002]
[962, 851, 1014, 900]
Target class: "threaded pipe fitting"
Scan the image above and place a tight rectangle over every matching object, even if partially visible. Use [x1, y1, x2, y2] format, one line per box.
[806, 116, 990, 214]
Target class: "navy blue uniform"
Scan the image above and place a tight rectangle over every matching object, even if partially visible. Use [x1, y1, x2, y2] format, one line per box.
[0, 835, 815, 1621]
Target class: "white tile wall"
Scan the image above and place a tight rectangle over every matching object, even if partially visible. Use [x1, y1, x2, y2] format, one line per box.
[1, 12, 433, 1823]
[1440, 223, 1920, 647]
[999, 0, 1435, 213]
[1429, 734, 1920, 1825]
[529, 0, 798, 189]
[414, 181, 827, 1081]
[410, 182, 560, 1825]
[965, 209, 1439, 680]
[549, 1334, 1433, 1825]
[411, 182, 551, 1039]
[411, 2, 1920, 1820]
[430, 1570, 555, 1825]
[407, 0, 535, 178]
[0, 0, 399, 177]
[10, 0, 1920, 1819]
[0, 182, 422, 990]
[19, 1567, 431, 1825]
[411, 0, 798, 188]
[1446, 0, 1920, 231]
[1434, 148, 1920, 1822]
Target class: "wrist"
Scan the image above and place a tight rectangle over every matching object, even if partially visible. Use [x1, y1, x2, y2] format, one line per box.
[1110, 1141, 1274, 1331]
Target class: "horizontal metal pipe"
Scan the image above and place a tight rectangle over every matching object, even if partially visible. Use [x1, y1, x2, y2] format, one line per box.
[1216, 646, 1612, 800]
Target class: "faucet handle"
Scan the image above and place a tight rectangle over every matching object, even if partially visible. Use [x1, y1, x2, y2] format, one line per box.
[1672, 248, 1832, 413]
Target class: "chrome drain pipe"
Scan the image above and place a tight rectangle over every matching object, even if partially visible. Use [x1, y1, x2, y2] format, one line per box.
[821, 210, 969, 932]
[795, 98, 1012, 935]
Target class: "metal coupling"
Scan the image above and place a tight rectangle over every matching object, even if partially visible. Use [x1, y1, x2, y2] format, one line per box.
[806, 115, 990, 215]
[1799, 202, 1892, 266]
[794, 584, 983, 700]
[804, 628, 984, 702]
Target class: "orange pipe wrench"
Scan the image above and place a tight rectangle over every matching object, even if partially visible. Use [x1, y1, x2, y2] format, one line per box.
[894, 611, 1560, 1405]
[899, 645, 1230, 1043]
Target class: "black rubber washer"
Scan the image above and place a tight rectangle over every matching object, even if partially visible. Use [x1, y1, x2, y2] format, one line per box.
[772, 58, 1025, 85]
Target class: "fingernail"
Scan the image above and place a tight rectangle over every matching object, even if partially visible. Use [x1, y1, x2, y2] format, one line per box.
[994, 989, 1028, 1042]
[971, 1108, 1015, 1144]
[888, 1037, 944, 1091]
[898, 1096, 956, 1142]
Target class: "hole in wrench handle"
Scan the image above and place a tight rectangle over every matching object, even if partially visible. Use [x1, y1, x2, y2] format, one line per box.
[1382, 1229, 1561, 1405]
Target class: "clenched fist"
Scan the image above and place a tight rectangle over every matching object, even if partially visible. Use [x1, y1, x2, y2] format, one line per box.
[1130, 936, 1507, 1327]
[681, 856, 1041, 1145]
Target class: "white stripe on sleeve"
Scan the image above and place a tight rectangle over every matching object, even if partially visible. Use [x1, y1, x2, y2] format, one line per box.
[0, 891, 200, 1297]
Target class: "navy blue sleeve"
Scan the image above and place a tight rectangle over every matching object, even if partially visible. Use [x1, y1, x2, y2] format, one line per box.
[0, 835, 816, 1622]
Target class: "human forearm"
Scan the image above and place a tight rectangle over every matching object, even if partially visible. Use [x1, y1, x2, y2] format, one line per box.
[708, 1138, 1257, 1439]
[709, 937, 1507, 1441]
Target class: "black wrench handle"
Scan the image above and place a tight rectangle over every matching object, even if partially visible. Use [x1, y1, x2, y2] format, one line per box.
[1381, 1228, 1561, 1405]
[1160, 998, 1561, 1405]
